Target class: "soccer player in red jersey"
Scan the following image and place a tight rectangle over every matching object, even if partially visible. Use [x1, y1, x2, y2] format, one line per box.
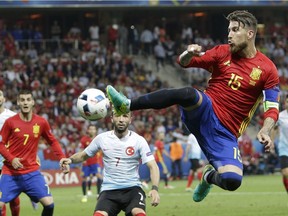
[0, 89, 67, 216]
[79, 124, 102, 202]
[154, 132, 173, 189]
[106, 10, 279, 202]
[94, 150, 103, 197]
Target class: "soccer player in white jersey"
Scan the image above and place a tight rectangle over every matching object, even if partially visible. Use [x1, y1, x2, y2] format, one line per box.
[184, 133, 204, 191]
[272, 95, 288, 193]
[60, 111, 160, 216]
[0, 90, 21, 216]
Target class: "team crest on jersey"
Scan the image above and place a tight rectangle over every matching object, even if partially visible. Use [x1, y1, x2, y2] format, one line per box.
[250, 68, 262, 80]
[249, 67, 262, 86]
[14, 128, 20, 132]
[33, 124, 40, 138]
[125, 146, 135, 156]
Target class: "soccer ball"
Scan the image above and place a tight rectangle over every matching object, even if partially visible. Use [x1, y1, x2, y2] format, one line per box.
[76, 88, 110, 121]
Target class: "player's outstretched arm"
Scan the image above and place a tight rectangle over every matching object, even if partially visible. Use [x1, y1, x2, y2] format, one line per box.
[62, 151, 89, 165]
[59, 151, 89, 173]
[146, 160, 160, 207]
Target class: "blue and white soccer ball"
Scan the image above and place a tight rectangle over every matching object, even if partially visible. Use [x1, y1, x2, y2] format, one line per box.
[76, 88, 110, 121]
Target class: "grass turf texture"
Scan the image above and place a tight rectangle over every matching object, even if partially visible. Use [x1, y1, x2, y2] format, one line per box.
[9, 174, 287, 216]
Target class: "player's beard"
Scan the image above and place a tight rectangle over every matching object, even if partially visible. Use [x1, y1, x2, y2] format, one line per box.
[114, 123, 129, 134]
[230, 41, 248, 54]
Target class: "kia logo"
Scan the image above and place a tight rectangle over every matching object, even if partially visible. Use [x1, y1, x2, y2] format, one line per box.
[41, 171, 54, 185]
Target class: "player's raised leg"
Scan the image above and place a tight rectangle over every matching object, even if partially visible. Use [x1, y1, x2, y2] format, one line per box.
[106, 85, 130, 114]
[106, 85, 201, 114]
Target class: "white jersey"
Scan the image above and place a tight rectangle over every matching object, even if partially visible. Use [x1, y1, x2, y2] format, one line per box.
[277, 110, 288, 156]
[85, 130, 154, 192]
[187, 134, 202, 159]
[0, 109, 17, 169]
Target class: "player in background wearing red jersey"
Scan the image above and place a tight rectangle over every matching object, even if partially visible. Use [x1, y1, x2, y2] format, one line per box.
[0, 89, 67, 216]
[154, 132, 173, 189]
[79, 124, 102, 202]
[95, 150, 103, 197]
[106, 10, 279, 202]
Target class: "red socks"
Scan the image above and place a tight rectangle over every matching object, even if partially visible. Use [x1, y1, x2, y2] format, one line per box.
[283, 176, 288, 193]
[135, 213, 146, 216]
[187, 175, 193, 187]
[197, 171, 203, 181]
[1, 205, 6, 216]
[9, 197, 20, 216]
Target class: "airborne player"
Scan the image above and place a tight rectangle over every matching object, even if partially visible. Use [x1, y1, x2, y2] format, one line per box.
[106, 10, 279, 202]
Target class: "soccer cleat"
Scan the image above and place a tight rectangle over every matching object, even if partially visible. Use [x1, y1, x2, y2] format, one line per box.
[106, 85, 130, 115]
[185, 187, 193, 192]
[193, 164, 214, 202]
[164, 185, 175, 189]
[87, 190, 93, 196]
[81, 196, 88, 203]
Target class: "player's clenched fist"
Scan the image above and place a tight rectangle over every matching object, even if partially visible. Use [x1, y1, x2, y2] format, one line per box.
[59, 158, 72, 174]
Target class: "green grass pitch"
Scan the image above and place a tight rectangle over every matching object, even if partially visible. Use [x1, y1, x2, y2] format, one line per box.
[7, 174, 287, 216]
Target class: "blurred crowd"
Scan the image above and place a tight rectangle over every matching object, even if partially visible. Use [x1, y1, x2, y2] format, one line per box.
[0, 18, 287, 175]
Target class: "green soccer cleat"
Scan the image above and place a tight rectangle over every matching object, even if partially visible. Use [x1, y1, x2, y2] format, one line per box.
[106, 85, 130, 115]
[193, 164, 214, 202]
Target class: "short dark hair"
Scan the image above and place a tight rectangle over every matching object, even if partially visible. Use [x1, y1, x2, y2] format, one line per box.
[226, 10, 258, 31]
[17, 89, 33, 99]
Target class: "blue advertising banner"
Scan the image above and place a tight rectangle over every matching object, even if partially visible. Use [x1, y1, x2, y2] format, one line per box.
[0, 0, 286, 8]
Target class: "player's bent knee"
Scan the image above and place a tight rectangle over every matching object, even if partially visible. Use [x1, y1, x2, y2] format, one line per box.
[39, 196, 54, 207]
[222, 178, 241, 191]
[221, 172, 242, 191]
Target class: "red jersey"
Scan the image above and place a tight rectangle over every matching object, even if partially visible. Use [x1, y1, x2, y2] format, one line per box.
[154, 140, 164, 163]
[0, 114, 65, 175]
[95, 151, 103, 168]
[80, 135, 97, 166]
[179, 45, 279, 137]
